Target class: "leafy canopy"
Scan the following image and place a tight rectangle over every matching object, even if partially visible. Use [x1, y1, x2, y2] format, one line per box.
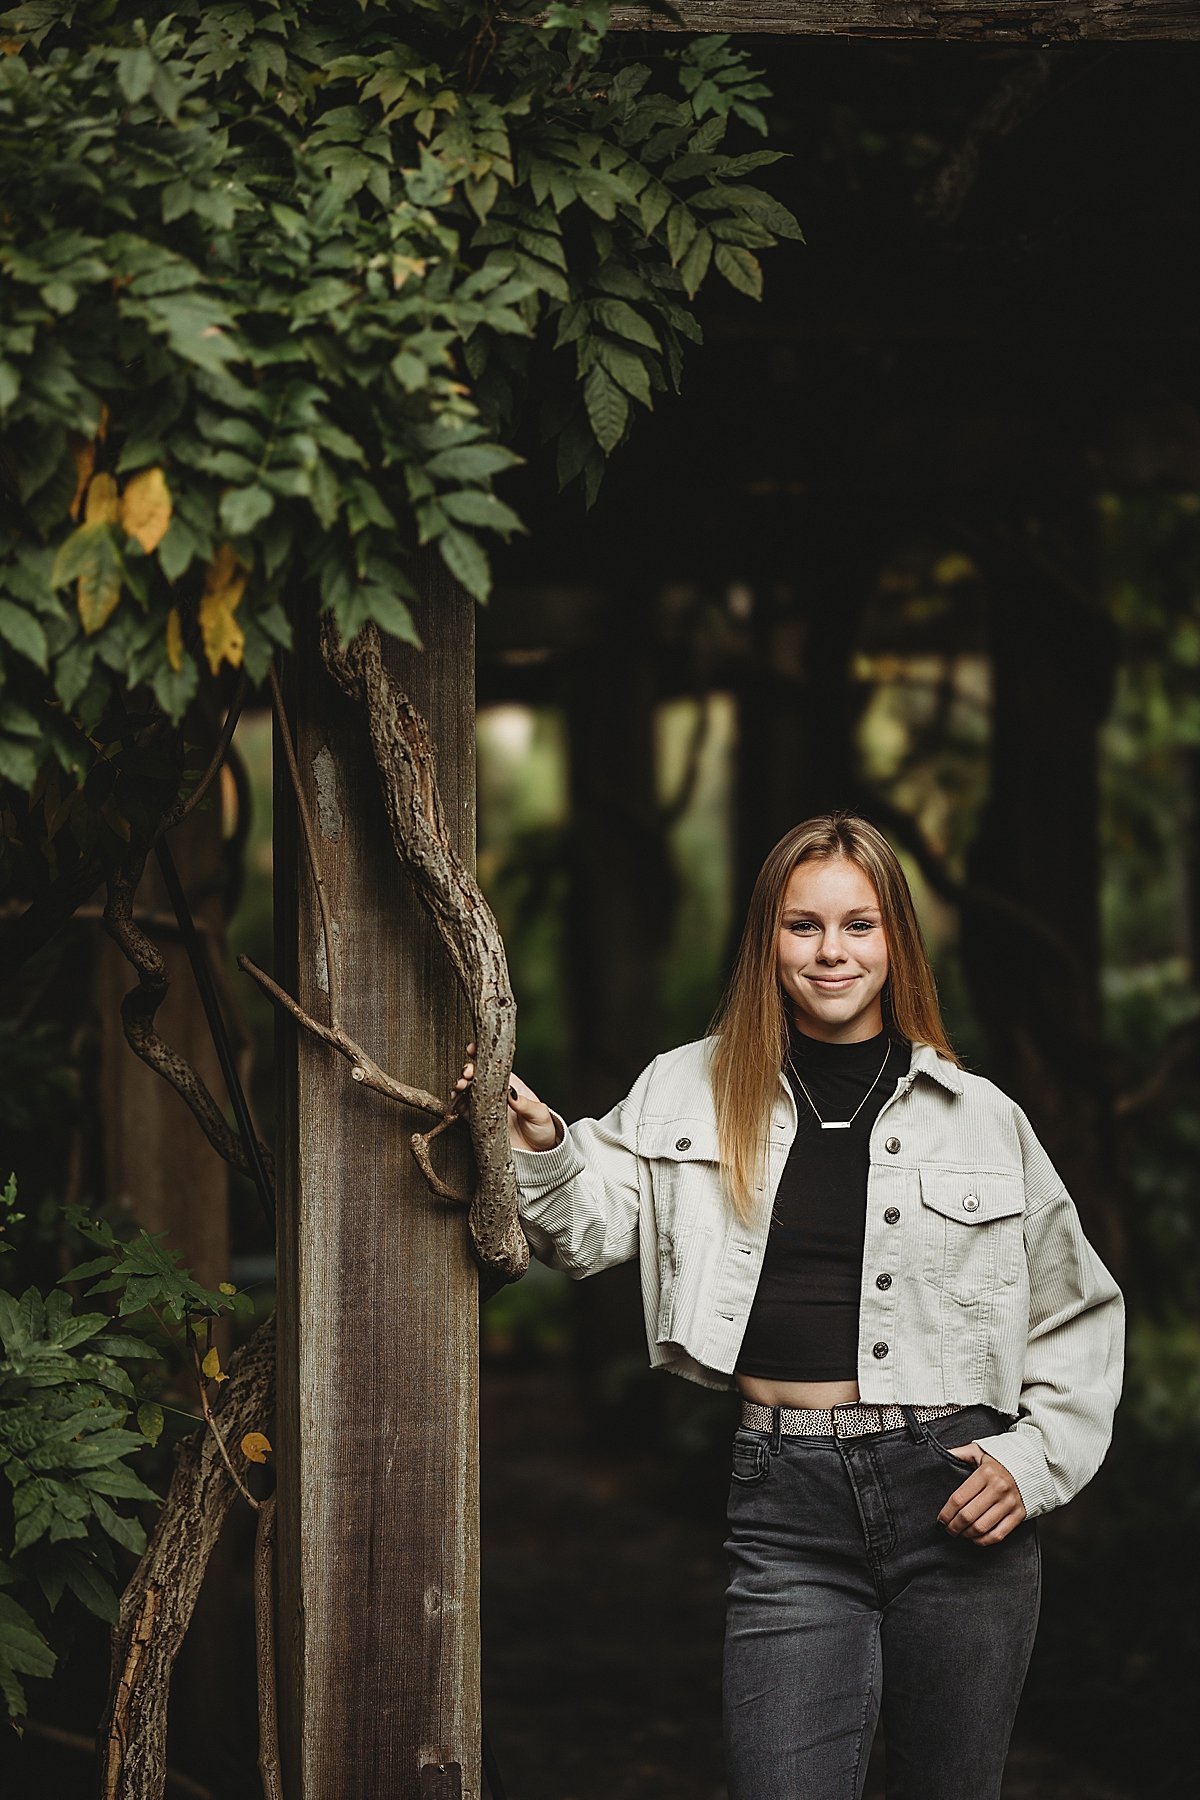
[0, 0, 799, 864]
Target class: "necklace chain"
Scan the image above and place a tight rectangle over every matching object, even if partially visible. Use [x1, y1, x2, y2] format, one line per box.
[785, 1035, 893, 1130]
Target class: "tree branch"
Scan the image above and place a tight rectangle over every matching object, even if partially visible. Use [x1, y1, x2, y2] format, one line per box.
[102, 857, 275, 1186]
[237, 951, 446, 1116]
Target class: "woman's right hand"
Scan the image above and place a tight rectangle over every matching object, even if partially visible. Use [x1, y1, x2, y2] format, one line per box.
[454, 1045, 563, 1152]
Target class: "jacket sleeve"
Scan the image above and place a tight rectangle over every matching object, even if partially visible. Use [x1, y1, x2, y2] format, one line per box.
[510, 1055, 661, 1278]
[972, 1104, 1125, 1519]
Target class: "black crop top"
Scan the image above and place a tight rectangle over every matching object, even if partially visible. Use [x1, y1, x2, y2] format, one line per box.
[734, 1023, 911, 1383]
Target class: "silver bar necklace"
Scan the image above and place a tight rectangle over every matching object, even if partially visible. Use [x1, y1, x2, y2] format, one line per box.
[786, 1037, 892, 1130]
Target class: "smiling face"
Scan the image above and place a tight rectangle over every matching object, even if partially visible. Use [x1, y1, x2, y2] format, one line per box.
[776, 855, 890, 1043]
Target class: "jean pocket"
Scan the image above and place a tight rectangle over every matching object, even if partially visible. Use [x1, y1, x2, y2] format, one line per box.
[730, 1434, 770, 1485]
[922, 1416, 980, 1476]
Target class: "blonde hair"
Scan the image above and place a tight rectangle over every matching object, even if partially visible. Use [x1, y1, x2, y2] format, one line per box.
[706, 810, 960, 1224]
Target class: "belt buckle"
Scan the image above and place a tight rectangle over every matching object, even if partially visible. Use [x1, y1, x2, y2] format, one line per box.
[830, 1402, 858, 1439]
[833, 1402, 884, 1440]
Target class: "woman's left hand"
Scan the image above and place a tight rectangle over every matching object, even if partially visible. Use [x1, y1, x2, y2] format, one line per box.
[937, 1444, 1027, 1546]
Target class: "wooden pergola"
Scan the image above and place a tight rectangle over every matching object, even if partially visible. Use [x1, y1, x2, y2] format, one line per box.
[274, 7, 1198, 1799]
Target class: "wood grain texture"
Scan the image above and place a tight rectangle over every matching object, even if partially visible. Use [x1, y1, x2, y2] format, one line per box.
[604, 2, 1200, 37]
[274, 560, 480, 1798]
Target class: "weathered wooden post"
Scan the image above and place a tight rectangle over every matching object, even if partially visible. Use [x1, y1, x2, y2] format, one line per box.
[273, 556, 480, 1798]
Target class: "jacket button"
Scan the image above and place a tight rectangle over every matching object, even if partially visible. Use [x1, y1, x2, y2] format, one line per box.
[962, 1193, 980, 1213]
[875, 1272, 892, 1290]
[885, 1136, 901, 1154]
[883, 1206, 901, 1224]
[872, 1341, 889, 1359]
[675, 1137, 691, 1152]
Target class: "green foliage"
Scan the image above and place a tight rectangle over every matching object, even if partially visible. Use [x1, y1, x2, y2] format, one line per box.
[0, 1173, 253, 1722]
[0, 0, 800, 870]
[60, 1199, 255, 1329]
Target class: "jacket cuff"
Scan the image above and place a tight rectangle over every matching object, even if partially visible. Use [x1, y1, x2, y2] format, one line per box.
[973, 1427, 1058, 1521]
[511, 1111, 586, 1198]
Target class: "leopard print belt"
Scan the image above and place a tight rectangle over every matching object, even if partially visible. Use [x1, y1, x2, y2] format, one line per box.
[739, 1399, 965, 1439]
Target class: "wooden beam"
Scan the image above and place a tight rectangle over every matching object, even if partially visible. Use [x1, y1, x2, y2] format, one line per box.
[604, 3, 1200, 39]
[274, 556, 480, 1798]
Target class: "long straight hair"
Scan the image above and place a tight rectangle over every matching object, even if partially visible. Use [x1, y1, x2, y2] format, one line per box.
[706, 811, 960, 1225]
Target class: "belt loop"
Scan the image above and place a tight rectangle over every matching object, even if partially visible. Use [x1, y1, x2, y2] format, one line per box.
[769, 1404, 782, 1456]
[899, 1404, 927, 1445]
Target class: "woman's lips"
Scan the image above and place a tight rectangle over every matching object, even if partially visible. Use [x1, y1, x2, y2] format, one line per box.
[806, 974, 858, 990]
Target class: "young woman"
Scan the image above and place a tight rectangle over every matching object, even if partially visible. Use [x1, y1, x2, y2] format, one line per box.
[460, 811, 1124, 1800]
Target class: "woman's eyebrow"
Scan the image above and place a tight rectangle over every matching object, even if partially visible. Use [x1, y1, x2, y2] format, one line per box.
[781, 904, 882, 920]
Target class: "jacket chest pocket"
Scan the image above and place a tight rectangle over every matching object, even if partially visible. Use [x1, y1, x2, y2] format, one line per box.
[639, 1119, 719, 1342]
[639, 1118, 719, 1248]
[917, 1167, 1026, 1303]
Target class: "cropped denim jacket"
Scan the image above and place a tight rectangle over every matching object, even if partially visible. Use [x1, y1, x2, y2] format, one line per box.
[512, 1035, 1125, 1520]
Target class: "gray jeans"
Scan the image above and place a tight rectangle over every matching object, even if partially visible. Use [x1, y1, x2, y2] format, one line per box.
[722, 1403, 1042, 1800]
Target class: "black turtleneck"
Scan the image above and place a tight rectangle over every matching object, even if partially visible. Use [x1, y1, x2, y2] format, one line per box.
[734, 1022, 911, 1383]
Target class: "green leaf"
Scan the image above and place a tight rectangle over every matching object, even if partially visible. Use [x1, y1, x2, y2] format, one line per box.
[679, 228, 713, 299]
[438, 529, 491, 604]
[666, 203, 698, 266]
[137, 1403, 165, 1446]
[51, 1312, 111, 1351]
[590, 299, 658, 351]
[219, 487, 274, 536]
[62, 1557, 119, 1624]
[88, 1494, 146, 1556]
[0, 737, 38, 789]
[583, 365, 628, 454]
[79, 1466, 160, 1504]
[596, 341, 653, 409]
[714, 243, 763, 300]
[0, 1591, 56, 1719]
[424, 445, 523, 482]
[438, 489, 526, 534]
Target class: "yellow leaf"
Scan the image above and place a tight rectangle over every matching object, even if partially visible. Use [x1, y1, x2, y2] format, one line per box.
[84, 472, 120, 525]
[165, 606, 184, 672]
[70, 439, 95, 520]
[199, 544, 246, 675]
[75, 524, 122, 634]
[201, 1345, 228, 1383]
[218, 1280, 236, 1295]
[241, 1431, 272, 1464]
[121, 467, 172, 552]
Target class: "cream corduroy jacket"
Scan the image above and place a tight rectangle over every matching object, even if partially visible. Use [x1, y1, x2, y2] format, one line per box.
[511, 1035, 1125, 1520]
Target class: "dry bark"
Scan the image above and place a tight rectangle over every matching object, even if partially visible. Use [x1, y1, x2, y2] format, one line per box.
[319, 615, 528, 1285]
[96, 1313, 277, 1800]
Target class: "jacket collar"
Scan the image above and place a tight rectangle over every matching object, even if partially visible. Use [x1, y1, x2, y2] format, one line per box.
[909, 1041, 964, 1095]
